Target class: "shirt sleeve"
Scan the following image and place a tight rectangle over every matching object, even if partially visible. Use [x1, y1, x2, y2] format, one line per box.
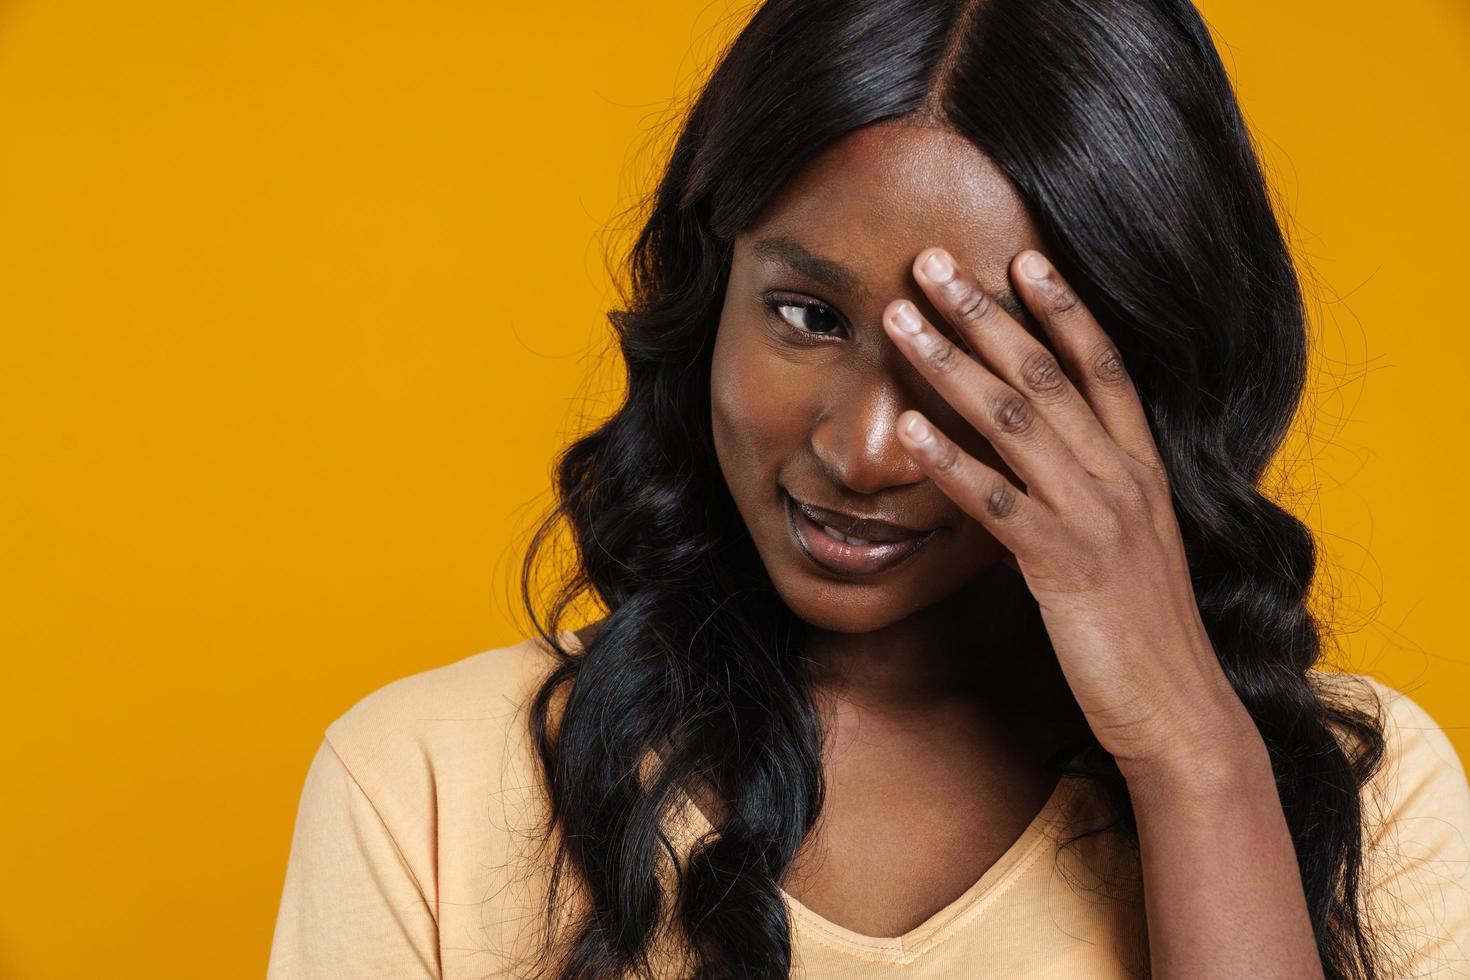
[266, 737, 442, 980]
[1360, 679, 1470, 978]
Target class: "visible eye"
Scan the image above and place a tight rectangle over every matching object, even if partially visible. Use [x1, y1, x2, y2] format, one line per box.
[761, 294, 845, 344]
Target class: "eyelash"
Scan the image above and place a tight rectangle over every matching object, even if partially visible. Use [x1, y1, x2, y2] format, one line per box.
[761, 295, 845, 345]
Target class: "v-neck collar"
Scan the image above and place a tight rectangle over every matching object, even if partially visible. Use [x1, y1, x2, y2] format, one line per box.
[668, 769, 1088, 965]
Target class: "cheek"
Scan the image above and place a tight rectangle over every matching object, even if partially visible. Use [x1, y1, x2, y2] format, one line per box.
[709, 324, 811, 476]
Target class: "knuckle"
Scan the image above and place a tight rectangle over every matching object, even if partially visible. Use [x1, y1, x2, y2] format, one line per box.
[986, 479, 1019, 519]
[951, 282, 991, 325]
[1134, 455, 1172, 499]
[930, 439, 962, 475]
[1092, 507, 1127, 545]
[1115, 471, 1153, 513]
[1045, 282, 1081, 316]
[924, 336, 961, 375]
[1143, 456, 1171, 491]
[1018, 348, 1067, 399]
[991, 391, 1035, 435]
[1090, 343, 1128, 388]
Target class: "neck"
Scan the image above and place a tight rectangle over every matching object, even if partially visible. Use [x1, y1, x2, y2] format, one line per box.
[796, 563, 1083, 742]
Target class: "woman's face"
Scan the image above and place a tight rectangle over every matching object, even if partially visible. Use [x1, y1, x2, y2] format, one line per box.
[711, 122, 1051, 634]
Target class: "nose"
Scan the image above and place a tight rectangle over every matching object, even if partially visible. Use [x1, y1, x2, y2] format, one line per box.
[808, 375, 928, 496]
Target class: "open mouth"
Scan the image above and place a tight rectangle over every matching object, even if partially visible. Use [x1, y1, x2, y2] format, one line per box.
[783, 490, 938, 576]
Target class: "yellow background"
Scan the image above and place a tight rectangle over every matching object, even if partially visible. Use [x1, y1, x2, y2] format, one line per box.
[2, 1, 1466, 976]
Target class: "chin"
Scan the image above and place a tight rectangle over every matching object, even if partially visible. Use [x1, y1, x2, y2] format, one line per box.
[773, 581, 920, 634]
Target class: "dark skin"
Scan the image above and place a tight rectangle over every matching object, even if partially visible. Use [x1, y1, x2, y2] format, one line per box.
[702, 121, 1324, 978]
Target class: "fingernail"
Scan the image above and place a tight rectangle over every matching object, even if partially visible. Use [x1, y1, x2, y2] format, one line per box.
[922, 250, 954, 284]
[890, 302, 923, 334]
[1021, 252, 1049, 280]
[904, 414, 933, 442]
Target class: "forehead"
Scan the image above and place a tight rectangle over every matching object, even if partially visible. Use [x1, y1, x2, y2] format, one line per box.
[742, 122, 1042, 288]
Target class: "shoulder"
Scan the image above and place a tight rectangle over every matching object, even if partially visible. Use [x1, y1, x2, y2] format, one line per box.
[306, 630, 581, 903]
[271, 633, 586, 978]
[325, 633, 562, 760]
[320, 631, 577, 796]
[1309, 669, 1469, 845]
[312, 630, 583, 874]
[1311, 668, 1470, 971]
[1309, 670, 1468, 821]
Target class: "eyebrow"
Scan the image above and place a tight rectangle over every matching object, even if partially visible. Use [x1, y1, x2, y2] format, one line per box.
[750, 234, 1029, 323]
[753, 236, 870, 301]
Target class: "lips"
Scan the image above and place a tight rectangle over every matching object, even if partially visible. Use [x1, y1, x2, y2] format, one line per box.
[783, 490, 939, 576]
[788, 496, 933, 543]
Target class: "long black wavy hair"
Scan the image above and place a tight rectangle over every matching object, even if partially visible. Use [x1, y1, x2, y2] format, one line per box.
[514, 0, 1391, 976]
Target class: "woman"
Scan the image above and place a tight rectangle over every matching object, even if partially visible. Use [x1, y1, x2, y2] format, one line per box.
[267, 0, 1470, 977]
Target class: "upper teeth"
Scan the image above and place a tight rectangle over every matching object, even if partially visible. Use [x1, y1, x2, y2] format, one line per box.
[819, 522, 873, 547]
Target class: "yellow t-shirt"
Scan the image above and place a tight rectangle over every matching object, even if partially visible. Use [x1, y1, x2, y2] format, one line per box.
[266, 633, 1470, 978]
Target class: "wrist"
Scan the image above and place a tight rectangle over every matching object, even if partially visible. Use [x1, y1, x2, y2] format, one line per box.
[1118, 716, 1272, 802]
[1111, 654, 1266, 789]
